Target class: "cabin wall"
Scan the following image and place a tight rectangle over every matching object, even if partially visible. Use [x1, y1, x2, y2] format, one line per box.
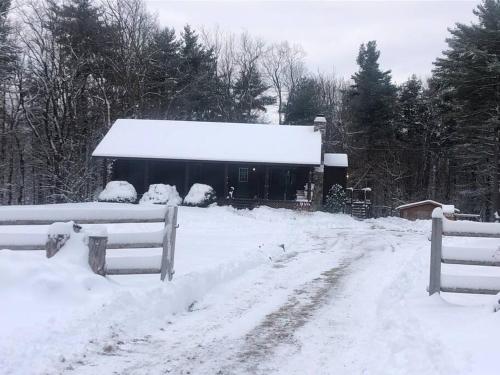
[111, 159, 312, 201]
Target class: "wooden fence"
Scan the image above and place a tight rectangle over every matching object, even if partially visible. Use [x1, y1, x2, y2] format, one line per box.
[429, 207, 500, 295]
[0, 205, 178, 281]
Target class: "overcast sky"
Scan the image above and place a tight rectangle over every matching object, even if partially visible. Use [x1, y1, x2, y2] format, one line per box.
[144, 0, 478, 83]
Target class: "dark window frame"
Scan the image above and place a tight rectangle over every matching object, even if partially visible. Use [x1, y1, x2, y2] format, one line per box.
[239, 167, 249, 182]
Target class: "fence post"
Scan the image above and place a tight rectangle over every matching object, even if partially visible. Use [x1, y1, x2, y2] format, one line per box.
[88, 235, 107, 276]
[429, 213, 443, 295]
[161, 206, 178, 281]
[46, 233, 70, 258]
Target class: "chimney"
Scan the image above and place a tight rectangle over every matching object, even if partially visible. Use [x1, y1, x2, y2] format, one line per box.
[314, 115, 327, 162]
[313, 114, 327, 135]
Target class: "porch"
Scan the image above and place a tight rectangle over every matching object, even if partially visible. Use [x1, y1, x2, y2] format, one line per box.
[111, 159, 314, 205]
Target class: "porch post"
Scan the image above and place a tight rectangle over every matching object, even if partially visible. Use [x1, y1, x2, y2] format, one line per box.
[224, 163, 229, 198]
[143, 160, 149, 193]
[264, 167, 270, 200]
[101, 158, 108, 189]
[307, 169, 312, 201]
[184, 162, 190, 195]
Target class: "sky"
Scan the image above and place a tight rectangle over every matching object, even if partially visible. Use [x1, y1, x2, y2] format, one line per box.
[144, 0, 478, 83]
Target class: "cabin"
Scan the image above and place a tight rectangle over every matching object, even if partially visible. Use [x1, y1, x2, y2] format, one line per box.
[396, 200, 457, 221]
[92, 117, 348, 210]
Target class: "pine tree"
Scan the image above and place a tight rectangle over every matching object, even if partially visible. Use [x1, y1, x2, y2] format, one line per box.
[233, 64, 275, 123]
[349, 41, 396, 149]
[347, 41, 397, 205]
[146, 27, 180, 118]
[433, 0, 500, 219]
[284, 77, 322, 125]
[169, 25, 220, 121]
[325, 184, 346, 213]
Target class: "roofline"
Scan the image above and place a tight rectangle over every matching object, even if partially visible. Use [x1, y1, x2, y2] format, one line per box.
[92, 155, 320, 168]
[113, 118, 319, 129]
[395, 200, 443, 210]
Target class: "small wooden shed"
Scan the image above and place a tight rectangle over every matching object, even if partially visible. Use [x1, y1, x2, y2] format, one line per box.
[396, 200, 456, 221]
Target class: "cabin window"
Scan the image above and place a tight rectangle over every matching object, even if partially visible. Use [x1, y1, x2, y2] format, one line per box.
[239, 168, 249, 182]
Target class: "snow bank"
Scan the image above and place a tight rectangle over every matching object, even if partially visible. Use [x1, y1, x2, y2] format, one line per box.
[184, 183, 216, 207]
[0, 225, 113, 374]
[140, 184, 182, 206]
[98, 181, 137, 203]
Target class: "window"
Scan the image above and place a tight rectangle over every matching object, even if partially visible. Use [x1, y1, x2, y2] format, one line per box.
[239, 168, 249, 182]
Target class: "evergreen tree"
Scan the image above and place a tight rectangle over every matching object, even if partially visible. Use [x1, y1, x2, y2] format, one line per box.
[233, 64, 275, 123]
[169, 25, 219, 121]
[433, 0, 500, 219]
[349, 41, 396, 148]
[325, 184, 346, 213]
[346, 41, 397, 205]
[284, 77, 322, 125]
[146, 27, 180, 118]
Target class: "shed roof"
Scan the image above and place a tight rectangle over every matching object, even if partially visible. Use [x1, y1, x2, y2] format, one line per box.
[324, 153, 348, 167]
[395, 200, 443, 210]
[92, 119, 322, 166]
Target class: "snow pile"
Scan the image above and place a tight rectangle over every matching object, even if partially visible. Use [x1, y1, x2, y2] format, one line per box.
[184, 183, 217, 207]
[0, 224, 113, 374]
[98, 181, 137, 203]
[140, 184, 182, 206]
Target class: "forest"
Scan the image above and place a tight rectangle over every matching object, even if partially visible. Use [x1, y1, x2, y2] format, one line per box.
[0, 0, 499, 220]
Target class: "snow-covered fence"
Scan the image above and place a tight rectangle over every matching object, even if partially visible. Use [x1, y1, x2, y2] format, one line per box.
[429, 208, 500, 295]
[0, 204, 178, 281]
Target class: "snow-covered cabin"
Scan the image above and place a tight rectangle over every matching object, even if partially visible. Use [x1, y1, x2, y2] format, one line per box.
[92, 117, 348, 209]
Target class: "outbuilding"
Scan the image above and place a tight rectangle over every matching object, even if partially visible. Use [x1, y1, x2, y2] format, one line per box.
[396, 200, 457, 221]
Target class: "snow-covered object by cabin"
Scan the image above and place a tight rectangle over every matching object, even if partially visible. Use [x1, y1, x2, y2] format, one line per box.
[98, 181, 137, 203]
[139, 184, 182, 206]
[184, 184, 216, 207]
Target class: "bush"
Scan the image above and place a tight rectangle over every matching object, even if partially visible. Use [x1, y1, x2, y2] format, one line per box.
[184, 184, 217, 207]
[325, 184, 346, 213]
[139, 184, 182, 206]
[98, 181, 137, 203]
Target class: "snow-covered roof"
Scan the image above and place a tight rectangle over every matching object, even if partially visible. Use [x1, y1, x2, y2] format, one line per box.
[93, 119, 322, 166]
[396, 200, 444, 210]
[314, 116, 327, 123]
[324, 153, 348, 167]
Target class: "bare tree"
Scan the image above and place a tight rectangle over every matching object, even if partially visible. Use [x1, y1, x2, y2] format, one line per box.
[262, 41, 305, 124]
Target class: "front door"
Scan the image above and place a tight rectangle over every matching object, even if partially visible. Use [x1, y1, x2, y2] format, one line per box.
[232, 166, 263, 199]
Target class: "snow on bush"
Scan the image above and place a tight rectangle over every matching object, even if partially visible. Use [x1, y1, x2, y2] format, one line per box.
[184, 184, 217, 207]
[98, 181, 137, 203]
[140, 184, 182, 206]
[324, 184, 346, 213]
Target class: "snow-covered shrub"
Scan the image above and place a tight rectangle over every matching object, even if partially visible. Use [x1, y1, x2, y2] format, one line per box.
[184, 183, 217, 207]
[140, 184, 182, 206]
[324, 184, 346, 213]
[98, 181, 137, 203]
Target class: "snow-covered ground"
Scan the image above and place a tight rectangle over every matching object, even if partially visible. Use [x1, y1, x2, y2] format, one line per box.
[1, 205, 499, 375]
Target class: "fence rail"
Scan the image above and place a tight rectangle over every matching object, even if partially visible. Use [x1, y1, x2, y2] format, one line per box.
[429, 207, 500, 295]
[0, 204, 178, 281]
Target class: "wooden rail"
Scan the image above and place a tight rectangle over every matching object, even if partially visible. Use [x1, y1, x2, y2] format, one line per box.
[429, 208, 500, 295]
[0, 205, 178, 281]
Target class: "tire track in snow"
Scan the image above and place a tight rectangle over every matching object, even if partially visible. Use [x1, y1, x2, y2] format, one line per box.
[229, 254, 364, 374]
[64, 225, 413, 375]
